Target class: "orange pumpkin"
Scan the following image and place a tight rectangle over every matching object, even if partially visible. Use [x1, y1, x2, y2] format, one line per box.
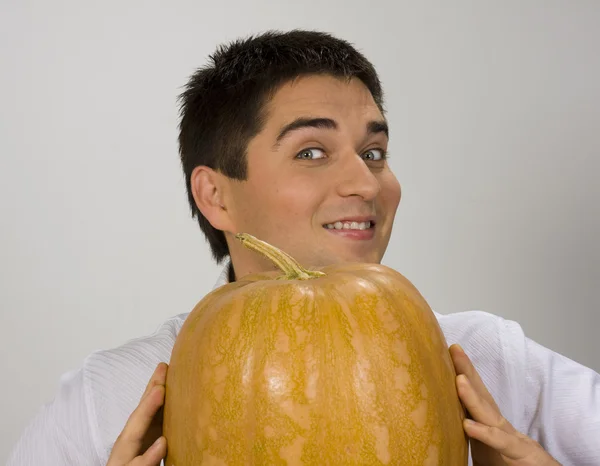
[163, 233, 468, 465]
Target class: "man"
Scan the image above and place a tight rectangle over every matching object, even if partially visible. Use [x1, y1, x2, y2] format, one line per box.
[8, 30, 599, 466]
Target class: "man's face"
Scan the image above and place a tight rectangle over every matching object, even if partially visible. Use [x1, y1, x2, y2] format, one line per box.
[224, 75, 401, 271]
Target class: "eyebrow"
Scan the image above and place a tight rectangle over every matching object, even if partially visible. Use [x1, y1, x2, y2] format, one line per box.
[273, 117, 389, 148]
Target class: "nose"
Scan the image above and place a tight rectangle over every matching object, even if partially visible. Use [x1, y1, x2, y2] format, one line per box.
[335, 153, 381, 201]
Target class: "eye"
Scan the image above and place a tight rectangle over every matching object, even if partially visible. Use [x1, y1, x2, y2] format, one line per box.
[361, 148, 386, 161]
[295, 148, 326, 160]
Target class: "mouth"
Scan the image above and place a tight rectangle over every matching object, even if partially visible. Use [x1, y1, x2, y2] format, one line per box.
[322, 219, 376, 240]
[323, 220, 374, 231]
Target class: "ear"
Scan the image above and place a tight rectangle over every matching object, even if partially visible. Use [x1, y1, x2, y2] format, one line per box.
[190, 166, 235, 232]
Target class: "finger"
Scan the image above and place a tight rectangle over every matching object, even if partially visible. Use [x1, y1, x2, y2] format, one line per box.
[130, 436, 167, 466]
[141, 363, 168, 401]
[449, 345, 488, 394]
[110, 385, 166, 464]
[464, 419, 533, 460]
[139, 405, 165, 453]
[450, 344, 500, 411]
[125, 385, 165, 445]
[456, 374, 513, 433]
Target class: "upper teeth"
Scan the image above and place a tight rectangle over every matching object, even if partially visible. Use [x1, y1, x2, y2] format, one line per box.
[324, 221, 372, 230]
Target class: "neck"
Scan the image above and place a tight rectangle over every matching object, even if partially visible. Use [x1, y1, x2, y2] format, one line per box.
[229, 234, 326, 281]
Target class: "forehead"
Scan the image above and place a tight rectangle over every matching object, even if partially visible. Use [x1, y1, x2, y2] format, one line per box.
[263, 75, 383, 126]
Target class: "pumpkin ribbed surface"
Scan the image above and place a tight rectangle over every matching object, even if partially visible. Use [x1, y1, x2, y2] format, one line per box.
[163, 235, 468, 465]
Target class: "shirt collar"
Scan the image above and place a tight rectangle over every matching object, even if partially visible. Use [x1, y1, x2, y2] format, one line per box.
[212, 256, 232, 290]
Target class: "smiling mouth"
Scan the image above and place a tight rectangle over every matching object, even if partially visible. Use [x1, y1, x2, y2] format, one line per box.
[323, 221, 374, 231]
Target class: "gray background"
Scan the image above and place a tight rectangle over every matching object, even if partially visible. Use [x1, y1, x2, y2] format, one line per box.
[1, 0, 598, 461]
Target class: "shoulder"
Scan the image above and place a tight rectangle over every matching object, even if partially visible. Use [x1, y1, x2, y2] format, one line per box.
[83, 312, 189, 376]
[434, 309, 527, 363]
[434, 309, 523, 343]
[80, 312, 189, 461]
[434, 308, 528, 366]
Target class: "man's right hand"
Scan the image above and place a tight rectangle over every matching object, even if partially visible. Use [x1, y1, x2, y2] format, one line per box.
[107, 362, 168, 466]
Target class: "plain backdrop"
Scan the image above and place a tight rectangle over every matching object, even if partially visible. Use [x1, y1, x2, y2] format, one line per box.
[1, 0, 599, 461]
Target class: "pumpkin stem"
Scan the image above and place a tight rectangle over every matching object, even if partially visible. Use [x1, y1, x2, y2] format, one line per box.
[235, 233, 325, 280]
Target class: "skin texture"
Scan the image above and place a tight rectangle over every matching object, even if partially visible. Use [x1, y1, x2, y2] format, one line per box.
[106, 75, 562, 466]
[163, 259, 468, 465]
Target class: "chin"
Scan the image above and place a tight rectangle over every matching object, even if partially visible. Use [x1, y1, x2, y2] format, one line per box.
[307, 252, 381, 269]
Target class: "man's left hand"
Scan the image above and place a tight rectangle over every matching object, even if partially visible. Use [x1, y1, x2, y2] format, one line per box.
[449, 344, 561, 466]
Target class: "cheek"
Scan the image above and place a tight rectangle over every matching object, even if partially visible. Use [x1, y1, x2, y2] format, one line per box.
[381, 173, 402, 209]
[270, 177, 322, 220]
[240, 175, 321, 226]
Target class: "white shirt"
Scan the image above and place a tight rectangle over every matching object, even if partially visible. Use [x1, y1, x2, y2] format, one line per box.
[7, 259, 600, 465]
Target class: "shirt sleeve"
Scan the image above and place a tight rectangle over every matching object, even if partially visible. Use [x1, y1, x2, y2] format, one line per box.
[6, 367, 101, 466]
[502, 319, 600, 465]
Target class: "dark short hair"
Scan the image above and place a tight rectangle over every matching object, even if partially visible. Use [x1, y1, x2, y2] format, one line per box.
[178, 29, 385, 263]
